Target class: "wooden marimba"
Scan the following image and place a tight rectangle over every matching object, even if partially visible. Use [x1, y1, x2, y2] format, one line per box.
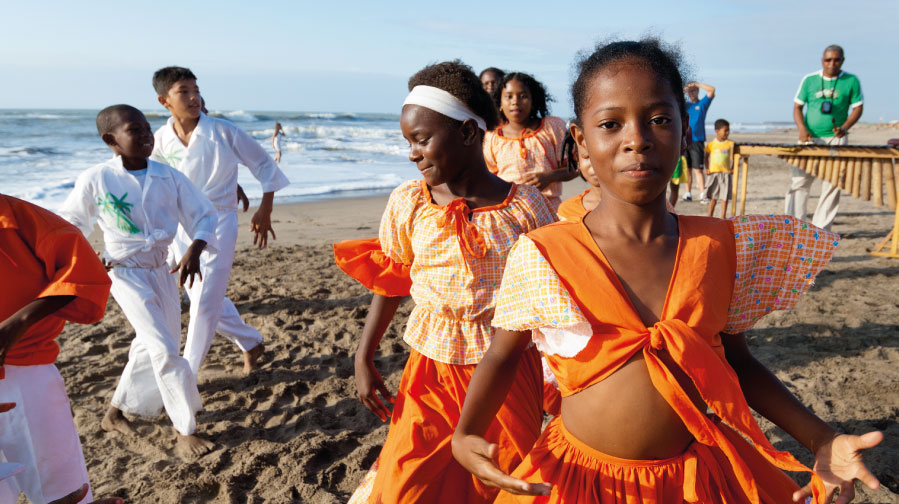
[730, 143, 899, 259]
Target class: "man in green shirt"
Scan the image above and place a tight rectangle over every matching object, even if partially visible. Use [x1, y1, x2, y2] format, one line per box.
[785, 44, 863, 231]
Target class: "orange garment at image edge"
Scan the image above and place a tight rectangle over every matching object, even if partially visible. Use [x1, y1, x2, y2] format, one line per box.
[490, 214, 836, 503]
[0, 195, 110, 377]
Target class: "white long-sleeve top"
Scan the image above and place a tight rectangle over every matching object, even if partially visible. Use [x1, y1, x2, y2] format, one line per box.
[58, 156, 218, 268]
[151, 113, 290, 211]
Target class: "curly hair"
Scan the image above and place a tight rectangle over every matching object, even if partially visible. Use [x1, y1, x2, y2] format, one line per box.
[96, 104, 143, 137]
[407, 60, 500, 131]
[571, 38, 689, 126]
[496, 72, 553, 123]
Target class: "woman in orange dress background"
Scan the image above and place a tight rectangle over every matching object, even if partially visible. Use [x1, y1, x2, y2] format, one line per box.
[483, 72, 579, 213]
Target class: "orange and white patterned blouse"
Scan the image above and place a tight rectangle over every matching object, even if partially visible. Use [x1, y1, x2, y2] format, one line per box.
[483, 116, 568, 212]
[379, 180, 556, 364]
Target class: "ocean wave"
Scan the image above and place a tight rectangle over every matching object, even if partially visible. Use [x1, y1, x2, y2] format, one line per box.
[0, 146, 64, 156]
[209, 110, 273, 122]
[275, 175, 405, 198]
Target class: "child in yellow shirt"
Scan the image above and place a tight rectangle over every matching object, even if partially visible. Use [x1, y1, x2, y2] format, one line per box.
[705, 118, 734, 218]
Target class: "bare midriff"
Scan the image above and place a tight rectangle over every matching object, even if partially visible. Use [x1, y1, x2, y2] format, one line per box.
[560, 350, 708, 460]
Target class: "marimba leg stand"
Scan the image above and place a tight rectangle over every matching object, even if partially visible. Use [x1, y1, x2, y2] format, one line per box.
[870, 206, 899, 258]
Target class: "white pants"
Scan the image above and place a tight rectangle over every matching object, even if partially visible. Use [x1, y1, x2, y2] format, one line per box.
[110, 266, 202, 435]
[0, 365, 92, 504]
[784, 135, 847, 231]
[171, 209, 263, 376]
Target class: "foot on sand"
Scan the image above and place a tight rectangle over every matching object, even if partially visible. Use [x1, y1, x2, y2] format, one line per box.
[101, 406, 135, 436]
[175, 432, 214, 458]
[241, 343, 264, 376]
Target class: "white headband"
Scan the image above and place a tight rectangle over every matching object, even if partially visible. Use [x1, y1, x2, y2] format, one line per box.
[402, 85, 487, 131]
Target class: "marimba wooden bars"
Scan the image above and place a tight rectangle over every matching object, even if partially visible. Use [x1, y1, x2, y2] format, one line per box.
[730, 143, 899, 258]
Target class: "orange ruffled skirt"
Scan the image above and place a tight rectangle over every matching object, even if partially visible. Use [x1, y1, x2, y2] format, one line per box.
[495, 416, 800, 504]
[360, 347, 544, 504]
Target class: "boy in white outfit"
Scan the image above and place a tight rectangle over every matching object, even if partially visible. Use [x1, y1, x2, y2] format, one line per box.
[150, 67, 290, 377]
[59, 105, 219, 457]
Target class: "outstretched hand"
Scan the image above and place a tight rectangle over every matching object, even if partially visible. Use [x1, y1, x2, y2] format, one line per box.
[354, 358, 394, 422]
[49, 483, 123, 504]
[250, 208, 275, 249]
[793, 431, 883, 504]
[451, 434, 551, 496]
[170, 240, 207, 288]
[520, 171, 555, 190]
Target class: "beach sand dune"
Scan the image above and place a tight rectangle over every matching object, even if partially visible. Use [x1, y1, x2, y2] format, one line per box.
[51, 126, 898, 503]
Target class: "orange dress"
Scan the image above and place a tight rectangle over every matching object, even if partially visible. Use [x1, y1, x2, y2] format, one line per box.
[0, 195, 111, 378]
[490, 214, 837, 503]
[335, 181, 557, 503]
[556, 190, 590, 222]
[484, 117, 568, 213]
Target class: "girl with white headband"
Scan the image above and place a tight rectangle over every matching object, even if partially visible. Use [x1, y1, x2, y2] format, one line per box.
[334, 60, 556, 503]
[483, 72, 579, 213]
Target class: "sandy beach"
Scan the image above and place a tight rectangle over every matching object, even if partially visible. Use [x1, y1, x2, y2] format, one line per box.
[52, 124, 899, 503]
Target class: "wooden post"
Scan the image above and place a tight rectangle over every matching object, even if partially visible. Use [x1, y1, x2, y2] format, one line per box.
[831, 157, 843, 186]
[852, 158, 871, 199]
[731, 153, 740, 216]
[871, 159, 883, 207]
[880, 160, 895, 211]
[739, 156, 749, 216]
[859, 158, 870, 200]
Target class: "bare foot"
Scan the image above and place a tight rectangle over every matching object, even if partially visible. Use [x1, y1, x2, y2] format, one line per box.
[101, 406, 135, 435]
[241, 343, 264, 376]
[175, 432, 214, 458]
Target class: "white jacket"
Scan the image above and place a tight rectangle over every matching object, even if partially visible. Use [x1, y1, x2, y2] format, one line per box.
[152, 113, 290, 211]
[59, 157, 218, 268]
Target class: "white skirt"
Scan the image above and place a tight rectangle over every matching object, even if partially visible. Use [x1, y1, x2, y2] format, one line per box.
[0, 364, 92, 504]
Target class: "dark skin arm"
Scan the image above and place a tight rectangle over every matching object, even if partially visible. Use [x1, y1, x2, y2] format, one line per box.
[169, 239, 207, 288]
[723, 333, 882, 503]
[48, 484, 123, 504]
[794, 103, 812, 142]
[354, 294, 402, 421]
[521, 168, 579, 190]
[237, 184, 249, 212]
[452, 328, 551, 496]
[0, 295, 75, 366]
[834, 105, 863, 138]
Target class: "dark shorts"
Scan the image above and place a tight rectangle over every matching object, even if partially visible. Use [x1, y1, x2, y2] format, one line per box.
[686, 141, 705, 170]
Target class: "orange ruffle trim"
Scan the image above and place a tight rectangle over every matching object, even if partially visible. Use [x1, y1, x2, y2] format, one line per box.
[333, 237, 412, 297]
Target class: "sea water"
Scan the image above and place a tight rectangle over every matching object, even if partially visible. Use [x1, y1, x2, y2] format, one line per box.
[0, 108, 416, 211]
[0, 108, 790, 211]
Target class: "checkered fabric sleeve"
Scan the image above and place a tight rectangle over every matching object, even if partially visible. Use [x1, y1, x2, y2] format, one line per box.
[724, 215, 839, 334]
[493, 235, 591, 357]
[378, 180, 420, 267]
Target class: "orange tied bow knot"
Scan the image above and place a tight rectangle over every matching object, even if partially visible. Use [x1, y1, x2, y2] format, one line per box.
[647, 323, 667, 351]
[437, 199, 488, 259]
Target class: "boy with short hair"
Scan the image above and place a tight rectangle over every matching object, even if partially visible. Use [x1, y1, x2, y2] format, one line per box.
[705, 118, 735, 218]
[0, 193, 111, 503]
[150, 66, 290, 377]
[59, 104, 219, 457]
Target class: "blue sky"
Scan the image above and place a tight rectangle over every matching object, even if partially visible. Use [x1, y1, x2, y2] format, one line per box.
[1, 0, 894, 123]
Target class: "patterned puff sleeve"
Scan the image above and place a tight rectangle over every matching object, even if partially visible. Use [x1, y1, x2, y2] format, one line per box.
[724, 215, 840, 333]
[492, 235, 592, 357]
[332, 181, 419, 297]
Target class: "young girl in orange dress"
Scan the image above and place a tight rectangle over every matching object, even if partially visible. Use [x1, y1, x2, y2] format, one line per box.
[334, 61, 556, 503]
[483, 72, 579, 214]
[452, 39, 883, 504]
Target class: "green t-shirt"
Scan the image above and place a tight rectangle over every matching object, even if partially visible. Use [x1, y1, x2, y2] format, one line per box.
[795, 71, 863, 138]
